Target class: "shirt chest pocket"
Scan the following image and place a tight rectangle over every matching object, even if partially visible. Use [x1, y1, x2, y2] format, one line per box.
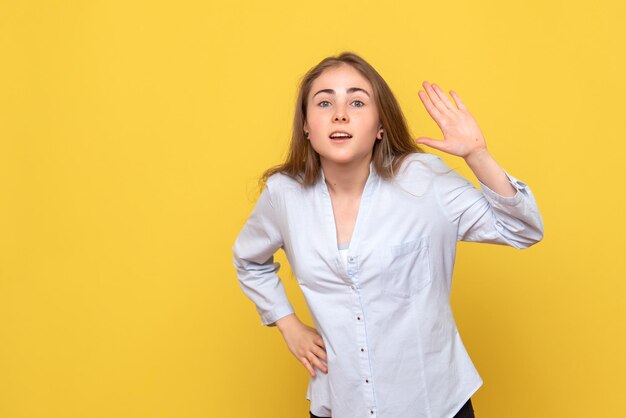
[383, 236, 432, 298]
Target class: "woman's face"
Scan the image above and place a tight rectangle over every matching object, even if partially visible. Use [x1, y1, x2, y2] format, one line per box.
[304, 64, 382, 167]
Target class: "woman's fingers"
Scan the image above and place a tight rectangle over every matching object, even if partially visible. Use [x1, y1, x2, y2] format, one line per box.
[309, 353, 328, 374]
[418, 89, 443, 122]
[304, 341, 328, 375]
[301, 354, 327, 376]
[422, 81, 452, 114]
[301, 357, 316, 377]
[289, 326, 328, 376]
[312, 344, 328, 363]
[315, 334, 325, 347]
[450, 90, 468, 111]
[430, 83, 456, 111]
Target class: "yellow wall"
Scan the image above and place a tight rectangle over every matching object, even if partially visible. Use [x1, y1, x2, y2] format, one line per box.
[1, 1, 624, 417]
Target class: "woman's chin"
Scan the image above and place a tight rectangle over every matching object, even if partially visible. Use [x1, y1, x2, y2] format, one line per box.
[319, 151, 371, 166]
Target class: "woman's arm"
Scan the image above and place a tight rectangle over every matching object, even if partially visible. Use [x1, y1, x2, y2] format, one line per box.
[464, 148, 517, 197]
[427, 154, 544, 248]
[232, 181, 328, 376]
[415, 81, 544, 247]
[232, 182, 294, 327]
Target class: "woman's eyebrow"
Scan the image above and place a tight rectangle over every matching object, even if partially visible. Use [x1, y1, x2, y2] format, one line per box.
[312, 87, 370, 98]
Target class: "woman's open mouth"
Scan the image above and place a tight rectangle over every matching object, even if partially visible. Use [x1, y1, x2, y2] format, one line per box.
[329, 131, 353, 141]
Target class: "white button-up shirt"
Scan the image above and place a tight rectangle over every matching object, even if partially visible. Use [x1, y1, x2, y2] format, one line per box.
[232, 152, 544, 418]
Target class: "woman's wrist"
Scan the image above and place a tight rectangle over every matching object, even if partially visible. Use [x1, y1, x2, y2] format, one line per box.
[275, 313, 300, 333]
[463, 147, 517, 197]
[463, 147, 491, 168]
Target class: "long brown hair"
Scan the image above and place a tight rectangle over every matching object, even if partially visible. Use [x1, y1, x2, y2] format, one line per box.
[260, 51, 424, 189]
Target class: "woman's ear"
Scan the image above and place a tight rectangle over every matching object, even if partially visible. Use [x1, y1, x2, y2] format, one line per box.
[377, 126, 384, 140]
[303, 122, 309, 138]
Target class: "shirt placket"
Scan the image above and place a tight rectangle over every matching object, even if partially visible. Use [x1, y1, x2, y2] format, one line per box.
[320, 162, 380, 417]
[347, 254, 378, 417]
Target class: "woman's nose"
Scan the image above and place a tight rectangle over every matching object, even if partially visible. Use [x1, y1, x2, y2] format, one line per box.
[333, 109, 349, 122]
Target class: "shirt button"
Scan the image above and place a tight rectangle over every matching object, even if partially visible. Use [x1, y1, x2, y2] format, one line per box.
[357, 316, 361, 320]
[370, 410, 374, 414]
[365, 379, 369, 383]
[348, 256, 355, 262]
[360, 348, 364, 352]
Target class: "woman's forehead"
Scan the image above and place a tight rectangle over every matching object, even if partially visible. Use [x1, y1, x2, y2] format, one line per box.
[310, 65, 373, 95]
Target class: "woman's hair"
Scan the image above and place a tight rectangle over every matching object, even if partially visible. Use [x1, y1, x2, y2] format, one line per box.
[260, 51, 424, 189]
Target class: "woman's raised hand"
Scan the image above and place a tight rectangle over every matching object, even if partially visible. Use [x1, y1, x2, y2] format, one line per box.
[416, 81, 488, 160]
[275, 314, 328, 377]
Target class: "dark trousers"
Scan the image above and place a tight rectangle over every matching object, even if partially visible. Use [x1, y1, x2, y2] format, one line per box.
[309, 397, 475, 418]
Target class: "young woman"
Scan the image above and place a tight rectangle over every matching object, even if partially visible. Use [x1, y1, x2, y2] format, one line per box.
[232, 51, 544, 418]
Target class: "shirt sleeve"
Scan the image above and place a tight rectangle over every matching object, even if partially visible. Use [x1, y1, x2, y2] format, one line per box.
[430, 155, 544, 248]
[232, 181, 295, 327]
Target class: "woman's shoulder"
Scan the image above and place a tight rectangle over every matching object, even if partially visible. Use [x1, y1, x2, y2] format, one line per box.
[390, 152, 459, 197]
[396, 152, 450, 176]
[265, 171, 305, 193]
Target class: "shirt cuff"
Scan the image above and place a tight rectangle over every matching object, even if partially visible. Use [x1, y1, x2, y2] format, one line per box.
[261, 305, 295, 327]
[477, 171, 527, 206]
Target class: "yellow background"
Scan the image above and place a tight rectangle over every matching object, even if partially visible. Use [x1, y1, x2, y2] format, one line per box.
[1, 1, 624, 417]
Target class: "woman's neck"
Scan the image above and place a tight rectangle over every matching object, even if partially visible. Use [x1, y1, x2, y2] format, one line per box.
[320, 155, 371, 196]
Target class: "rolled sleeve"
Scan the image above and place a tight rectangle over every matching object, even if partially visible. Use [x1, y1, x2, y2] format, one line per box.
[431, 156, 544, 248]
[477, 172, 526, 206]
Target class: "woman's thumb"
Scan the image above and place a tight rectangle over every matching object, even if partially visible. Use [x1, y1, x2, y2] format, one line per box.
[415, 137, 440, 150]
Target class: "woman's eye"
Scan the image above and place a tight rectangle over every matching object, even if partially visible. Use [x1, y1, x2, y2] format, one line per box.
[318, 100, 365, 108]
